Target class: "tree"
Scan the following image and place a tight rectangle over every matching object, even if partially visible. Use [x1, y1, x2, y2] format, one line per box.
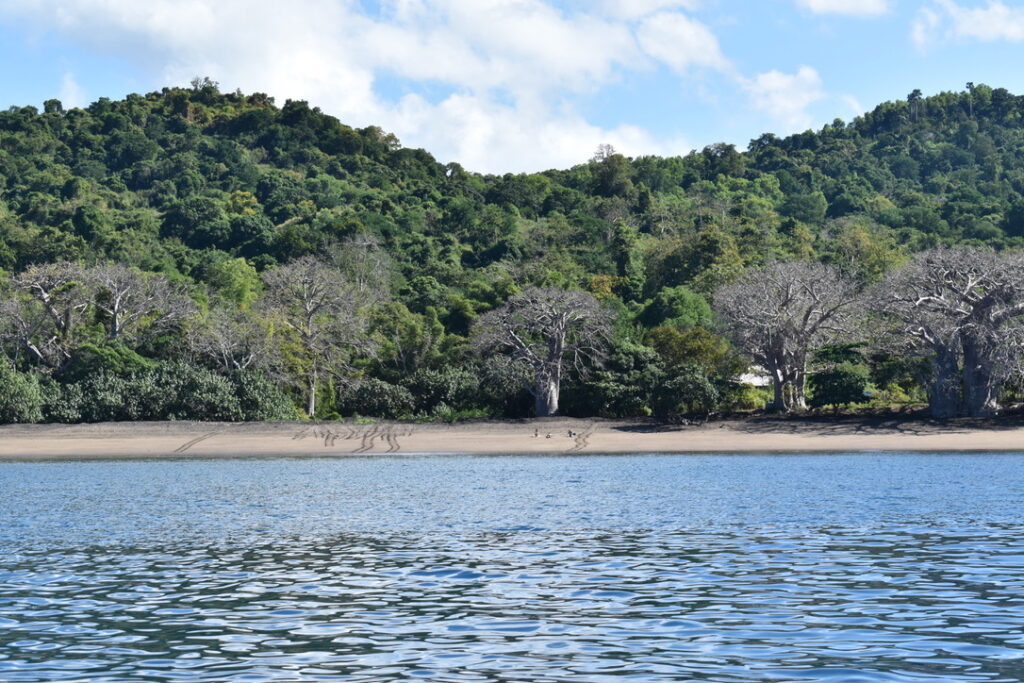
[187, 305, 274, 373]
[472, 287, 611, 417]
[874, 247, 1024, 418]
[87, 264, 195, 341]
[260, 255, 374, 417]
[9, 262, 91, 368]
[715, 261, 862, 412]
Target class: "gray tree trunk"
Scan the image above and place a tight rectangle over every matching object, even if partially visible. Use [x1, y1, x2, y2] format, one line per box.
[535, 375, 560, 417]
[768, 360, 787, 412]
[771, 379, 786, 412]
[929, 351, 961, 419]
[307, 375, 317, 417]
[790, 362, 808, 411]
[962, 338, 1000, 417]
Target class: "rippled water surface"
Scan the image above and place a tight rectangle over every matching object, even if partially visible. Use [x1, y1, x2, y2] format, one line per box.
[2, 453, 1024, 682]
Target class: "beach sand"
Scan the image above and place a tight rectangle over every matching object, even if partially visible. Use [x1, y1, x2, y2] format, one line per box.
[1, 415, 1023, 459]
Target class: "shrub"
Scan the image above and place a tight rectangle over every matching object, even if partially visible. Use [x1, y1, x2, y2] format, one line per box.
[229, 370, 297, 421]
[651, 364, 719, 417]
[70, 363, 244, 422]
[402, 367, 480, 413]
[809, 362, 871, 412]
[720, 383, 770, 412]
[40, 379, 84, 423]
[339, 378, 415, 419]
[58, 342, 157, 384]
[0, 365, 43, 424]
[141, 363, 243, 421]
[74, 372, 137, 422]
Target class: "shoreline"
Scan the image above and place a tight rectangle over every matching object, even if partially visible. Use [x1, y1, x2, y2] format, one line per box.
[2, 415, 1024, 460]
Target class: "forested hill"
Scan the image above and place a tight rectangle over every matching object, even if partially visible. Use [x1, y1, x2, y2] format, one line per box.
[0, 81, 1022, 421]
[3, 83, 1023, 286]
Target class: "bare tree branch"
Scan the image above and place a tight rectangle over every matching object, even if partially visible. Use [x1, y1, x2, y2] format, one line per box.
[872, 246, 1024, 417]
[472, 287, 612, 417]
[87, 263, 196, 342]
[714, 261, 862, 412]
[259, 255, 376, 416]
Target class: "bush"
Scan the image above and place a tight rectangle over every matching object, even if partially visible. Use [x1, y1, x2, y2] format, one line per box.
[229, 370, 297, 421]
[68, 363, 245, 422]
[809, 362, 870, 412]
[720, 383, 770, 412]
[40, 379, 84, 423]
[144, 363, 243, 421]
[402, 367, 480, 413]
[58, 342, 157, 384]
[0, 365, 43, 424]
[651, 364, 719, 417]
[74, 372, 138, 422]
[339, 378, 415, 419]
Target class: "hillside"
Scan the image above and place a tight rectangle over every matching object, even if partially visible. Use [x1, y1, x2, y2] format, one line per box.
[1, 81, 1022, 421]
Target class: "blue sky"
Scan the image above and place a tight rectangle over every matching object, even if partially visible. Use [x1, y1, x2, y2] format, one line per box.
[2, 0, 1024, 173]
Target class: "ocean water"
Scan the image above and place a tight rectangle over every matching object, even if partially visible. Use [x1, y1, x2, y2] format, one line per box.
[1, 453, 1023, 682]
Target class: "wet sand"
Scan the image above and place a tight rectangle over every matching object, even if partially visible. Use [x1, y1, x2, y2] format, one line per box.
[1, 416, 1023, 459]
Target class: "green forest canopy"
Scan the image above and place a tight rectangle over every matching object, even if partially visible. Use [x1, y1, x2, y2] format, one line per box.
[1, 81, 1022, 421]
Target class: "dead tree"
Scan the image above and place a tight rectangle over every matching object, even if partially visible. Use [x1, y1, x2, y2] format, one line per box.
[472, 287, 611, 417]
[714, 261, 862, 412]
[874, 247, 1024, 418]
[260, 255, 374, 417]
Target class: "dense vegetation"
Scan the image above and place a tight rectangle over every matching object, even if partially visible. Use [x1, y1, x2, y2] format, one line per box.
[3, 80, 1024, 422]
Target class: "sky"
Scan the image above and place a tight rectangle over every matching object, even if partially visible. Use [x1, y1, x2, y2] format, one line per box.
[2, 0, 1024, 174]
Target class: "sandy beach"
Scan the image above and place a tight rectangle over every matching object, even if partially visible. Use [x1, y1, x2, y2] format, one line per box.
[1, 415, 1023, 459]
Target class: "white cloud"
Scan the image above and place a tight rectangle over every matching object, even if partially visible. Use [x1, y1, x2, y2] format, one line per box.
[59, 72, 86, 109]
[911, 7, 942, 49]
[745, 66, 826, 132]
[796, 0, 890, 16]
[635, 11, 730, 73]
[389, 92, 691, 172]
[600, 0, 699, 20]
[841, 94, 864, 116]
[914, 0, 1024, 48]
[0, 0, 717, 171]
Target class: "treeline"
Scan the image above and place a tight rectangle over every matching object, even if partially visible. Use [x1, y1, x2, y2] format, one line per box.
[3, 81, 1024, 422]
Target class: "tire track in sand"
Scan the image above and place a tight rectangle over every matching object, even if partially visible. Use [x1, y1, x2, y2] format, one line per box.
[174, 431, 219, 453]
[567, 424, 594, 453]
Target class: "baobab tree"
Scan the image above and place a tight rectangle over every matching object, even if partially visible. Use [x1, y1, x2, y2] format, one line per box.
[714, 261, 862, 412]
[87, 263, 195, 341]
[874, 247, 1024, 418]
[260, 255, 374, 417]
[472, 287, 611, 417]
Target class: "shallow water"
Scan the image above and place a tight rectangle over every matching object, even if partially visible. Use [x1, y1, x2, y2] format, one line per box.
[2, 453, 1024, 682]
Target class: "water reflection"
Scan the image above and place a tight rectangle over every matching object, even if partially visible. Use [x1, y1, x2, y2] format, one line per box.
[1, 454, 1024, 681]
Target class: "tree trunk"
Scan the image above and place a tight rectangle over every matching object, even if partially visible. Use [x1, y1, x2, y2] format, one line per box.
[307, 374, 317, 417]
[771, 379, 786, 412]
[769, 363, 786, 412]
[790, 363, 808, 411]
[534, 374, 560, 417]
[962, 338, 1000, 417]
[929, 351, 961, 419]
